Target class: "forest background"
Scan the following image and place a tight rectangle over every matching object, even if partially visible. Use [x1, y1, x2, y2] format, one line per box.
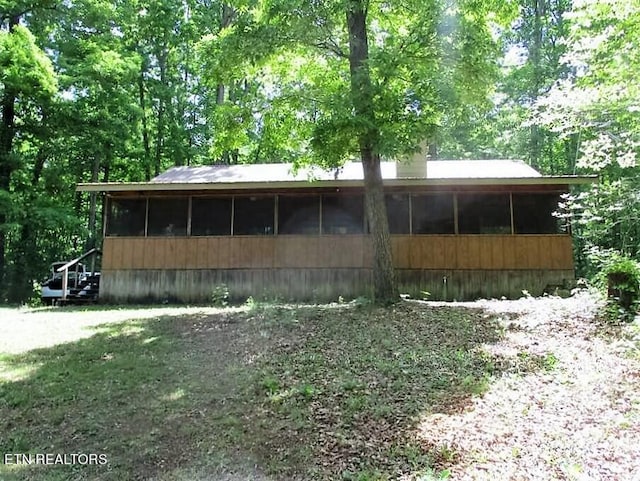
[0, 0, 638, 303]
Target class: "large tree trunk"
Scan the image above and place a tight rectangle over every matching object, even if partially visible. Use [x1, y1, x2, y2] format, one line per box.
[346, 1, 398, 304]
[0, 16, 20, 300]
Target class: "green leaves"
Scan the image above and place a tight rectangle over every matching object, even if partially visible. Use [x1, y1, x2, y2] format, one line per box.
[0, 24, 56, 97]
[200, 0, 507, 166]
[535, 0, 640, 172]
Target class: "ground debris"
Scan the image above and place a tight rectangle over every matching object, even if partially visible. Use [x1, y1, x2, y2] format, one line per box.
[416, 292, 640, 481]
[1, 293, 639, 481]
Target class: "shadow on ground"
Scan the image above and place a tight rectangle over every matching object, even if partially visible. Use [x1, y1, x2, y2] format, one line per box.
[0, 301, 547, 480]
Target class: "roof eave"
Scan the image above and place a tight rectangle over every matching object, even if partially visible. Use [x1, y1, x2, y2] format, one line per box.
[76, 175, 598, 193]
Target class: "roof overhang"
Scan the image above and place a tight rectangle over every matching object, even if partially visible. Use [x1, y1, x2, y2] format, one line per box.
[77, 175, 598, 193]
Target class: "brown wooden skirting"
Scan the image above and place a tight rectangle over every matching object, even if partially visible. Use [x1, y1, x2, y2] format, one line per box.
[102, 234, 574, 271]
[99, 268, 575, 303]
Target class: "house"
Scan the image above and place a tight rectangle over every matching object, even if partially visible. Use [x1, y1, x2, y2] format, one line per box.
[77, 159, 596, 302]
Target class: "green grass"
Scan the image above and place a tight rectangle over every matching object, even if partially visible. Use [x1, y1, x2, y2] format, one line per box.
[0, 301, 513, 480]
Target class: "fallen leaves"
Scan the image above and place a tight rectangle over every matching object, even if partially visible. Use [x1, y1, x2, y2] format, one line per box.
[2, 292, 638, 480]
[416, 292, 640, 481]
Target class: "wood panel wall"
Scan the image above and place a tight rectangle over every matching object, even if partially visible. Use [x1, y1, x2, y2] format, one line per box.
[103, 234, 574, 271]
[99, 268, 575, 303]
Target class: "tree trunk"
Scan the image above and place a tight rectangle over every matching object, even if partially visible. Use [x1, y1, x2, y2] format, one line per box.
[154, 49, 168, 177]
[215, 4, 235, 107]
[138, 58, 152, 181]
[362, 154, 398, 303]
[428, 141, 437, 159]
[346, 0, 398, 304]
[7, 223, 34, 303]
[7, 142, 47, 303]
[85, 153, 101, 251]
[529, 0, 545, 169]
[216, 4, 236, 165]
[0, 15, 20, 300]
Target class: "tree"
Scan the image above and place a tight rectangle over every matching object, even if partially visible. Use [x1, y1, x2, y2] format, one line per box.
[345, 0, 396, 303]
[448, 0, 575, 170]
[0, 0, 521, 303]
[202, 0, 507, 303]
[0, 14, 57, 300]
[1, 0, 235, 302]
[536, 0, 640, 169]
[535, 0, 640, 274]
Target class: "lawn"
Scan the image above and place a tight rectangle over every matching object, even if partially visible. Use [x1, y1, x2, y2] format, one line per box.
[0, 293, 639, 480]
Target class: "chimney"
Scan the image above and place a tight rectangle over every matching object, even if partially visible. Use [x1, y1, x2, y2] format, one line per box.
[396, 140, 428, 178]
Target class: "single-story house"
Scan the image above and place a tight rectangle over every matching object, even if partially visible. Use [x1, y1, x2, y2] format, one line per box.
[77, 158, 596, 302]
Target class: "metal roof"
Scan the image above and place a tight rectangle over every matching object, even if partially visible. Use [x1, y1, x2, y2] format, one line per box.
[150, 160, 542, 183]
[76, 160, 597, 192]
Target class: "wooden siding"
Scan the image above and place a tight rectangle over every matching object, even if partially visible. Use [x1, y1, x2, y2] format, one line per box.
[99, 268, 575, 303]
[103, 234, 574, 271]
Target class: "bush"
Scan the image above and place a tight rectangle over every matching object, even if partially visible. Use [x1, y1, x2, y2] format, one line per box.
[596, 254, 640, 322]
[211, 284, 230, 307]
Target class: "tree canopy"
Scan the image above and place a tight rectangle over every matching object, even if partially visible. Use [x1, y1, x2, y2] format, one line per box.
[0, 0, 639, 303]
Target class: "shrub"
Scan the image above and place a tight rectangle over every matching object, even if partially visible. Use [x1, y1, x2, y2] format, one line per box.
[210, 284, 230, 307]
[596, 254, 640, 322]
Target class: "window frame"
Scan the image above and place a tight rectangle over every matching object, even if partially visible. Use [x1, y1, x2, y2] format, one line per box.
[190, 196, 233, 236]
[105, 197, 148, 237]
[146, 197, 189, 237]
[232, 195, 276, 236]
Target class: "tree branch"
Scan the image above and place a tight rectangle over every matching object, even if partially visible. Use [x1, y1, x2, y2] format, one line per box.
[1, 2, 56, 24]
[313, 38, 348, 58]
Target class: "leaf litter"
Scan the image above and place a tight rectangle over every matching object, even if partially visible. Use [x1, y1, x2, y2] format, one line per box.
[2, 292, 639, 481]
[416, 291, 640, 481]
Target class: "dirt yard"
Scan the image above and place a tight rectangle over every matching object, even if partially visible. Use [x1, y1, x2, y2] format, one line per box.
[0, 292, 638, 480]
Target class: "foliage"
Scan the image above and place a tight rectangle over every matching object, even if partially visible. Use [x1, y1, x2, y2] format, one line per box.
[0, 24, 56, 96]
[593, 253, 640, 322]
[603, 256, 640, 294]
[562, 177, 640, 279]
[530, 1, 640, 281]
[1, 0, 640, 302]
[22, 280, 44, 307]
[441, 0, 574, 169]
[350, 295, 372, 309]
[210, 283, 230, 307]
[535, 0, 640, 172]
[201, 0, 511, 168]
